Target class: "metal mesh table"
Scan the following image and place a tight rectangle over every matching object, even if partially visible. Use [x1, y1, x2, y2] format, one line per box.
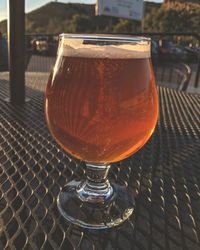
[0, 78, 200, 250]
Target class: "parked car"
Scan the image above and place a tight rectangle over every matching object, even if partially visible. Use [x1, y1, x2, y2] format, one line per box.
[158, 40, 188, 62]
[31, 36, 57, 56]
[0, 32, 8, 71]
[169, 45, 188, 62]
[158, 40, 173, 61]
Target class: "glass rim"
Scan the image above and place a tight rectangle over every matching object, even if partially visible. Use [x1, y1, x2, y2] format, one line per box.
[59, 33, 151, 44]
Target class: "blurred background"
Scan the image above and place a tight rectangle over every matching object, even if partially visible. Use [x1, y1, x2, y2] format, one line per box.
[0, 0, 200, 93]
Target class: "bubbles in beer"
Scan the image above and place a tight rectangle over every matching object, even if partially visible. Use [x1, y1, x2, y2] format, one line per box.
[45, 41, 158, 163]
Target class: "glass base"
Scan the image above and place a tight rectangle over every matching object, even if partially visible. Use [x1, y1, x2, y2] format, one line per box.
[57, 180, 135, 229]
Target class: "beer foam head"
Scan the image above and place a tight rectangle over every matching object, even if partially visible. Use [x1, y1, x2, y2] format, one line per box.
[59, 38, 150, 59]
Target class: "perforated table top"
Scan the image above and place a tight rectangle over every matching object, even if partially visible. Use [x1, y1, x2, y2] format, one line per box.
[0, 78, 200, 250]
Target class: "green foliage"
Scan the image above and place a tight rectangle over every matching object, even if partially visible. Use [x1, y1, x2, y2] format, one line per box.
[0, 1, 199, 35]
[144, 2, 200, 33]
[112, 18, 143, 33]
[68, 14, 93, 33]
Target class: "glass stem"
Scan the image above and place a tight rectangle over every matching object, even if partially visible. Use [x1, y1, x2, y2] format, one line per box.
[77, 163, 113, 203]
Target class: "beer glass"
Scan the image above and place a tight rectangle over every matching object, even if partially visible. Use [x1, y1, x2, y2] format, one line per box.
[45, 34, 158, 229]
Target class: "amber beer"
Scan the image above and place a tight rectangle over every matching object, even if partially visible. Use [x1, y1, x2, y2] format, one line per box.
[45, 45, 158, 163]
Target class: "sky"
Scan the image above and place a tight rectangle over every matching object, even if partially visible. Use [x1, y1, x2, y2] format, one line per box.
[0, 0, 163, 21]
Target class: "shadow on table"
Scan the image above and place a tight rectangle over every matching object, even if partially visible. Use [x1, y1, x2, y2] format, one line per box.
[0, 80, 199, 249]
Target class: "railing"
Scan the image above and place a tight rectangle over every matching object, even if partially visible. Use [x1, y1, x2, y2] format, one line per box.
[178, 64, 192, 91]
[1, 33, 199, 92]
[154, 62, 192, 91]
[22, 33, 199, 92]
[132, 32, 200, 88]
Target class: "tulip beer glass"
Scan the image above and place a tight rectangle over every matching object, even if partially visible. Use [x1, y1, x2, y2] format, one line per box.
[45, 34, 158, 229]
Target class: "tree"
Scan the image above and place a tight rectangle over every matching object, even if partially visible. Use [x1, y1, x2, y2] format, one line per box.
[68, 14, 94, 33]
[144, 3, 200, 33]
[112, 19, 141, 33]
